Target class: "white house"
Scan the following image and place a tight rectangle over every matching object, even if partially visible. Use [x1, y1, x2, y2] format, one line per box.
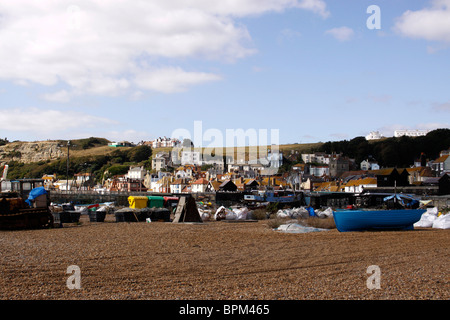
[344, 177, 377, 193]
[151, 152, 170, 171]
[431, 154, 450, 175]
[301, 152, 330, 164]
[170, 178, 188, 194]
[153, 176, 171, 193]
[174, 165, 196, 179]
[394, 129, 430, 138]
[365, 131, 384, 140]
[360, 159, 380, 171]
[266, 151, 283, 168]
[146, 172, 171, 192]
[191, 178, 209, 193]
[309, 165, 329, 177]
[127, 166, 147, 180]
[151, 137, 180, 148]
[301, 153, 316, 163]
[181, 150, 202, 165]
[55, 180, 75, 191]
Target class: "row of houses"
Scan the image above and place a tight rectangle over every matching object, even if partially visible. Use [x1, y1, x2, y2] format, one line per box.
[297, 150, 450, 178]
[39, 148, 450, 196]
[312, 167, 450, 195]
[152, 148, 449, 180]
[41, 163, 450, 196]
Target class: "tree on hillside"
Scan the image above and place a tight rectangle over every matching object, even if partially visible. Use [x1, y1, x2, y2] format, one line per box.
[127, 145, 152, 162]
[317, 129, 450, 168]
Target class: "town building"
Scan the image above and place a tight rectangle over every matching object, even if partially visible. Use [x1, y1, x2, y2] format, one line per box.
[170, 178, 189, 194]
[108, 141, 135, 147]
[343, 177, 377, 193]
[371, 168, 409, 187]
[329, 156, 350, 178]
[308, 164, 329, 177]
[126, 166, 147, 180]
[181, 150, 202, 165]
[146, 137, 180, 148]
[191, 178, 209, 193]
[406, 167, 433, 185]
[431, 154, 450, 176]
[360, 159, 380, 171]
[394, 129, 431, 138]
[365, 131, 384, 140]
[151, 152, 171, 171]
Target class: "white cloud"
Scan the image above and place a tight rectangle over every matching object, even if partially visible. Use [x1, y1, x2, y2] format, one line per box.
[325, 26, 354, 41]
[0, 108, 117, 135]
[168, 0, 330, 18]
[298, 0, 330, 18]
[0, 1, 329, 99]
[134, 67, 222, 94]
[41, 90, 72, 103]
[394, 0, 450, 43]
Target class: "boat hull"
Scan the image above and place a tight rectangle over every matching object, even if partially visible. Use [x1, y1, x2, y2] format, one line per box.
[333, 209, 425, 232]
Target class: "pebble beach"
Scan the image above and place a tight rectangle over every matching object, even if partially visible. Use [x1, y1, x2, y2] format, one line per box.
[0, 214, 448, 300]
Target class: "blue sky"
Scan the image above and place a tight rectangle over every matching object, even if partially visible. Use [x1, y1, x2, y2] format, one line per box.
[0, 0, 449, 146]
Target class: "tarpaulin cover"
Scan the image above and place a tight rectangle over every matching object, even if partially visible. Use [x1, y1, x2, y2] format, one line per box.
[25, 187, 47, 206]
[276, 223, 327, 233]
[383, 194, 419, 207]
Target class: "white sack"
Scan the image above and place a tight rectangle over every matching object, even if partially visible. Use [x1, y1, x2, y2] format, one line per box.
[233, 207, 249, 220]
[427, 207, 438, 216]
[276, 209, 291, 219]
[214, 206, 228, 220]
[199, 209, 210, 221]
[414, 212, 436, 228]
[316, 207, 333, 219]
[432, 214, 450, 229]
[291, 207, 309, 219]
[225, 210, 237, 220]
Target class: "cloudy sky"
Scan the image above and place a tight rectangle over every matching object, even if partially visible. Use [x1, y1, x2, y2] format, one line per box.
[0, 0, 449, 146]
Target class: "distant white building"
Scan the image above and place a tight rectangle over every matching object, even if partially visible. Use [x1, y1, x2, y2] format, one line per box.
[181, 151, 202, 165]
[394, 129, 431, 138]
[151, 152, 170, 171]
[127, 166, 147, 180]
[365, 131, 384, 140]
[301, 152, 330, 164]
[309, 165, 329, 177]
[360, 159, 380, 171]
[151, 137, 180, 148]
[267, 151, 283, 168]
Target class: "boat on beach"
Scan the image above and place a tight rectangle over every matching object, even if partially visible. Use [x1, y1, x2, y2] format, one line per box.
[333, 208, 426, 232]
[243, 186, 305, 207]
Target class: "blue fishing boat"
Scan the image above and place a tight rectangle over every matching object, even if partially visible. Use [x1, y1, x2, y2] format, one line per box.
[333, 209, 426, 232]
